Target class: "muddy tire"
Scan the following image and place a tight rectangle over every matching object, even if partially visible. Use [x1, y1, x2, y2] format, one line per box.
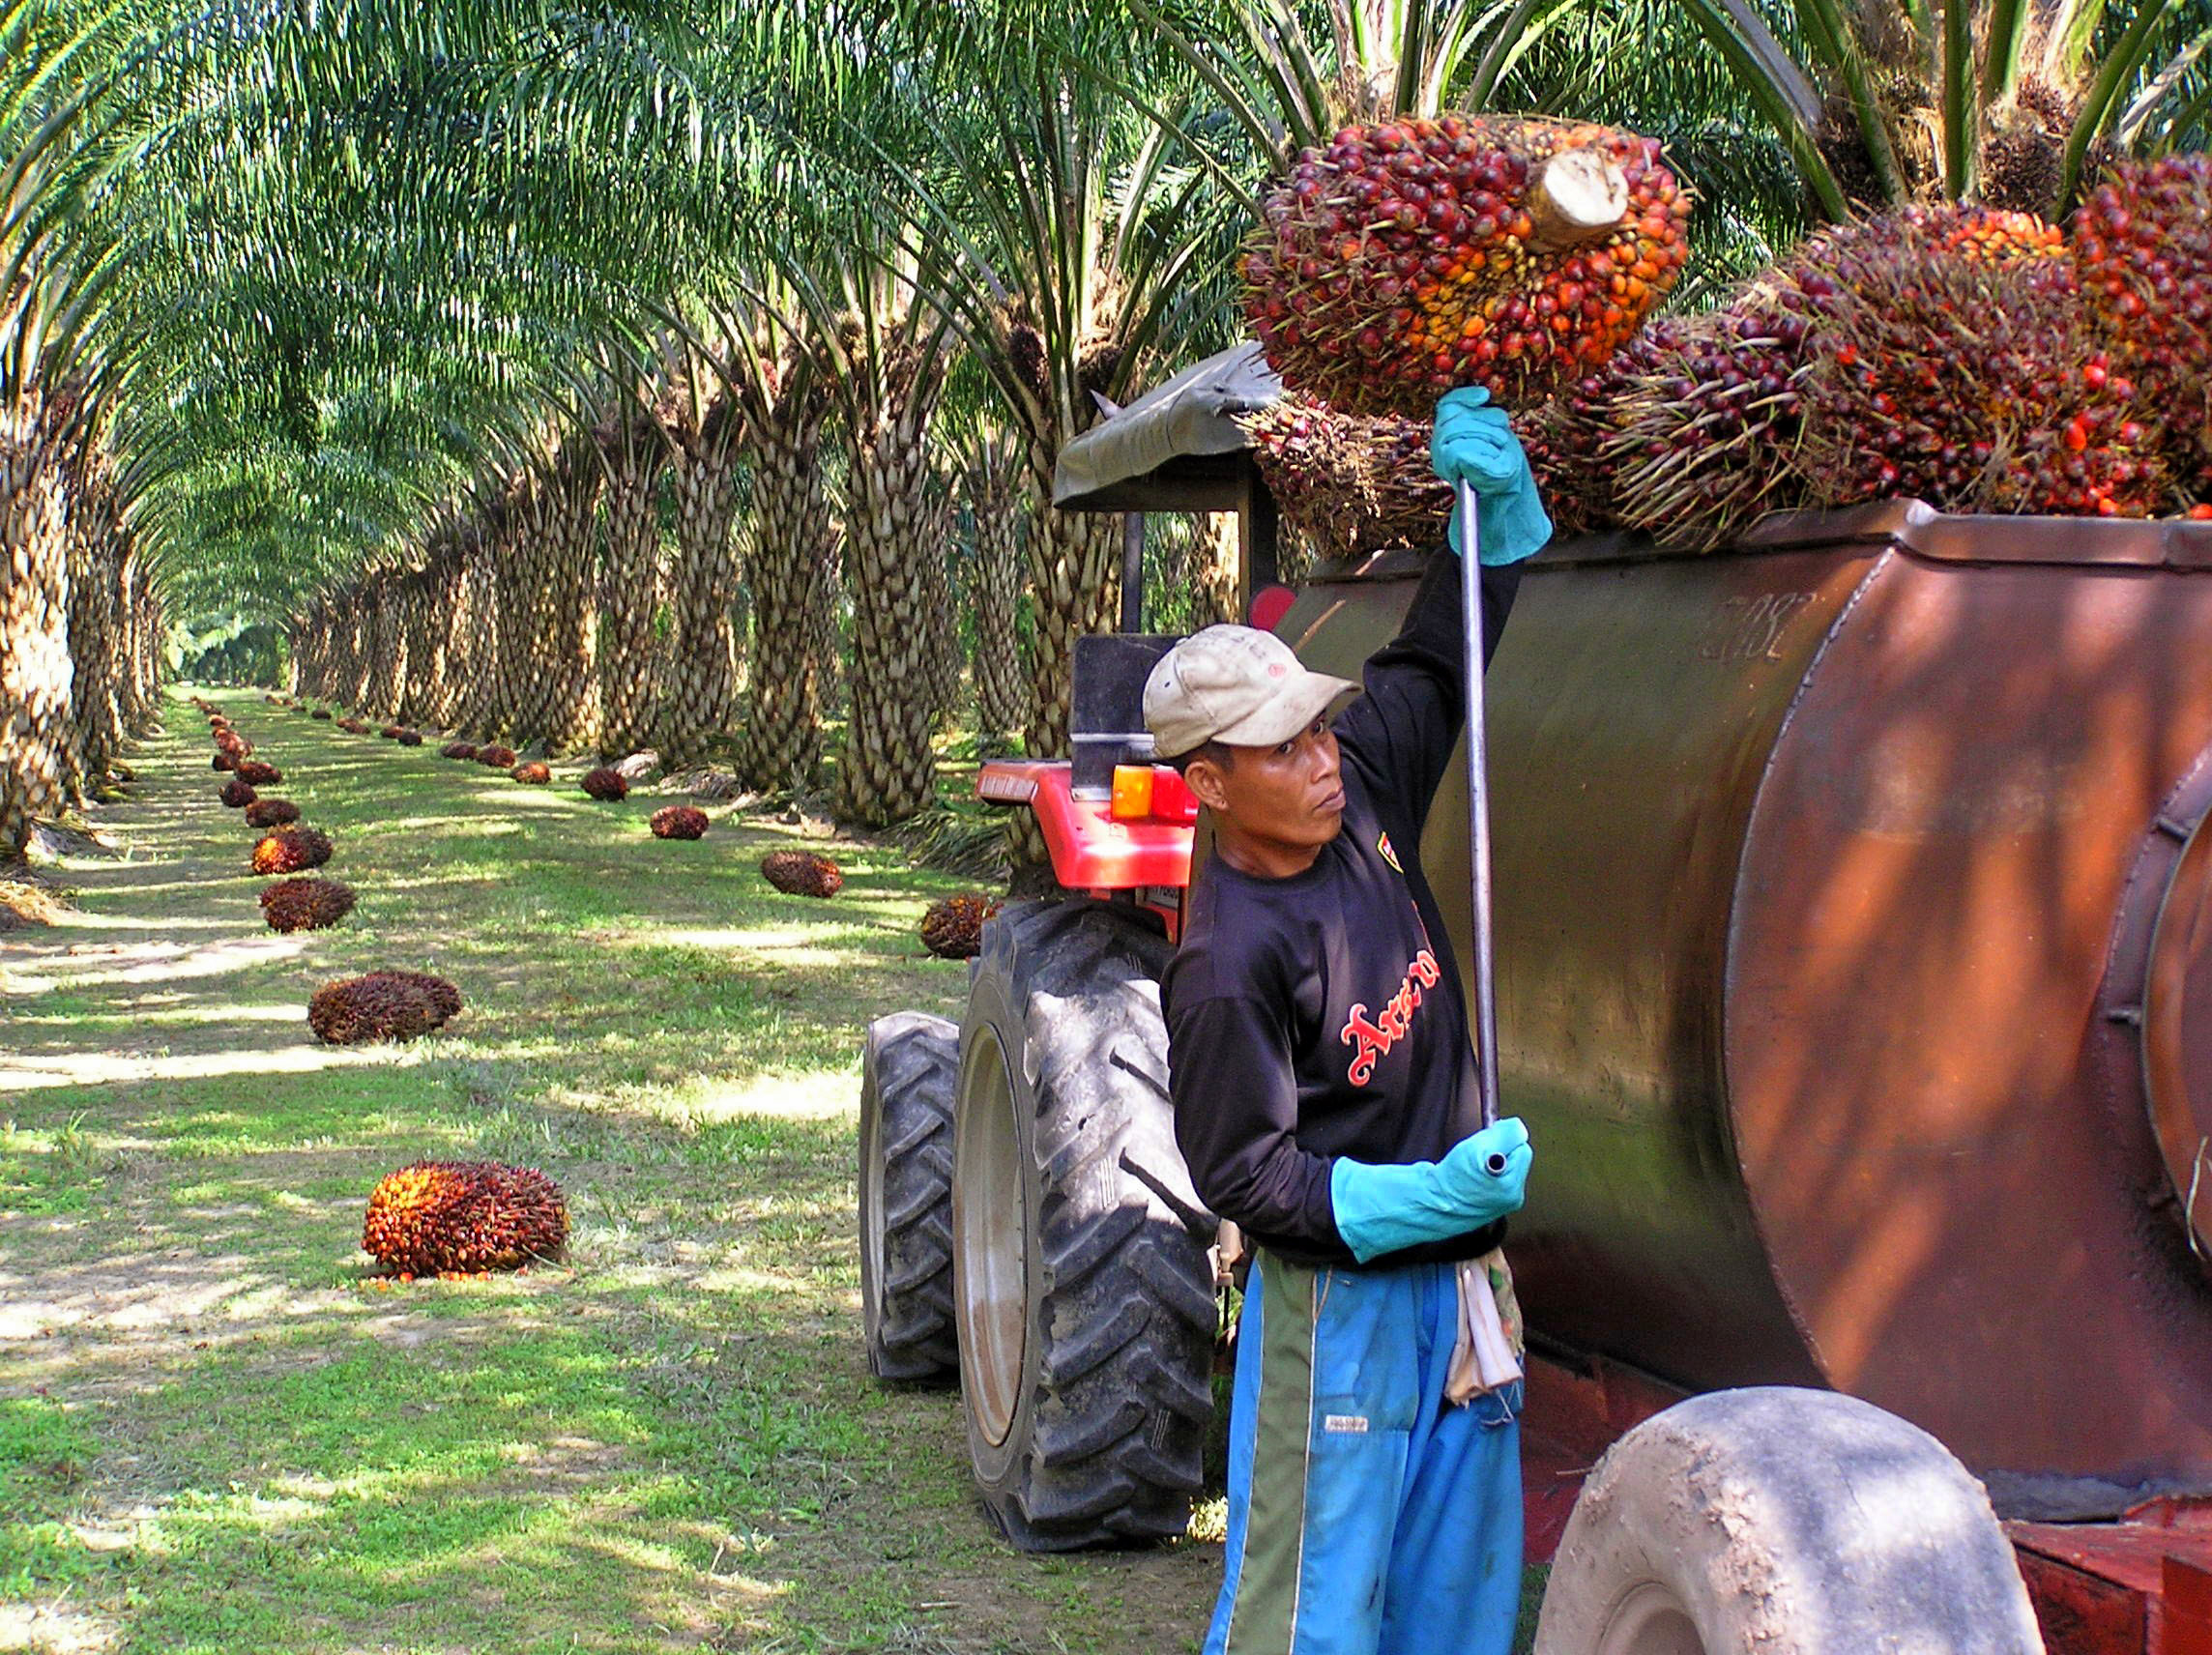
[1535, 1387, 2042, 1655]
[859, 1011, 959, 1382]
[953, 899, 1217, 1551]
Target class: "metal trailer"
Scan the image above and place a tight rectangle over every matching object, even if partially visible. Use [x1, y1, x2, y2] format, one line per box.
[859, 345, 2212, 1655]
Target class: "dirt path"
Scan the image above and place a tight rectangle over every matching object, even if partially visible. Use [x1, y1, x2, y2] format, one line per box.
[1, 693, 1220, 1654]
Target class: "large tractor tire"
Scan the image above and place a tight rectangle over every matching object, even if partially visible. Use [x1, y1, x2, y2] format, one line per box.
[859, 1011, 960, 1381]
[952, 899, 1218, 1551]
[1535, 1387, 2044, 1655]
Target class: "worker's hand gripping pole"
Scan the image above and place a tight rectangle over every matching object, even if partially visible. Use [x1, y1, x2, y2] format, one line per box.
[1452, 479, 1504, 1141]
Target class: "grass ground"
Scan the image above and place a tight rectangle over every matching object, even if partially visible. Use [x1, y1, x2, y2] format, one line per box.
[0, 690, 1224, 1654]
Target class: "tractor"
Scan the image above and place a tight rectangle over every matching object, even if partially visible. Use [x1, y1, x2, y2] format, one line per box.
[859, 343, 2212, 1654]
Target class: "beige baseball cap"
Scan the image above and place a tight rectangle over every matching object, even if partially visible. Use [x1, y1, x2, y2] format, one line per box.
[1143, 625, 1360, 759]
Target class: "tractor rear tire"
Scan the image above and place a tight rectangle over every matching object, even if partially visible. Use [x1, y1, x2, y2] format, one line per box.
[953, 899, 1217, 1551]
[1534, 1387, 2043, 1655]
[859, 1011, 960, 1382]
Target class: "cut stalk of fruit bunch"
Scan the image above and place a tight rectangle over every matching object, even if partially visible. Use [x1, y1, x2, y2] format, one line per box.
[1243, 114, 1693, 420]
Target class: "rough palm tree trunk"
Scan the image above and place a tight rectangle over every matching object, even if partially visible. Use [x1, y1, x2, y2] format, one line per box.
[1021, 433, 1121, 764]
[0, 397, 73, 855]
[597, 431, 665, 758]
[58, 440, 123, 797]
[658, 409, 744, 767]
[452, 529, 503, 736]
[536, 470, 604, 754]
[735, 407, 833, 791]
[1190, 511, 1240, 627]
[490, 500, 539, 739]
[970, 450, 1030, 742]
[834, 351, 946, 828]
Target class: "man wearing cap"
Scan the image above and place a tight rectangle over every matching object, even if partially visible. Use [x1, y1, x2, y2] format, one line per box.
[1147, 388, 1549, 1655]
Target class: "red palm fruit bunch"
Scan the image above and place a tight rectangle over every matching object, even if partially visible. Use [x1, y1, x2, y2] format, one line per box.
[310, 708, 333, 720]
[394, 728, 423, 747]
[1919, 205, 2065, 266]
[309, 971, 462, 1045]
[259, 876, 356, 933]
[580, 767, 627, 801]
[245, 798, 301, 828]
[1243, 114, 1691, 419]
[1239, 396, 1454, 563]
[761, 848, 842, 896]
[651, 804, 710, 840]
[219, 776, 257, 808]
[236, 759, 282, 786]
[2075, 156, 2212, 499]
[1781, 212, 2167, 518]
[439, 740, 479, 760]
[509, 761, 551, 784]
[379, 724, 404, 740]
[212, 750, 238, 771]
[336, 716, 369, 734]
[921, 893, 1000, 960]
[361, 1159, 567, 1277]
[251, 826, 334, 875]
[476, 744, 518, 768]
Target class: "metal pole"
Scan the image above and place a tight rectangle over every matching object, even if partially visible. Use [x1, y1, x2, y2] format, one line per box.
[1454, 479, 1502, 1132]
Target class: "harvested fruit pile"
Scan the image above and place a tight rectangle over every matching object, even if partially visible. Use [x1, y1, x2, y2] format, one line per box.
[251, 825, 334, 874]
[1242, 158, 2212, 558]
[309, 971, 462, 1044]
[476, 744, 518, 769]
[362, 1160, 568, 1277]
[218, 776, 256, 808]
[260, 875, 356, 933]
[921, 893, 998, 959]
[245, 798, 301, 828]
[652, 804, 709, 841]
[509, 761, 551, 784]
[440, 740, 478, 760]
[580, 767, 627, 801]
[761, 848, 842, 897]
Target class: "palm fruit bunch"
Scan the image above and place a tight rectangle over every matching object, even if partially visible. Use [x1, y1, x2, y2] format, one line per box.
[476, 744, 518, 769]
[1238, 397, 1453, 563]
[311, 707, 333, 720]
[761, 848, 842, 896]
[509, 761, 551, 784]
[440, 740, 479, 760]
[219, 776, 257, 808]
[236, 760, 283, 786]
[2075, 156, 2212, 499]
[336, 716, 369, 734]
[394, 728, 423, 747]
[580, 767, 628, 801]
[1780, 211, 2165, 518]
[379, 724, 404, 740]
[212, 750, 238, 772]
[1243, 114, 1692, 420]
[361, 1159, 567, 1276]
[308, 970, 462, 1044]
[245, 798, 301, 828]
[651, 804, 710, 841]
[259, 876, 356, 933]
[251, 826, 334, 875]
[920, 893, 1000, 960]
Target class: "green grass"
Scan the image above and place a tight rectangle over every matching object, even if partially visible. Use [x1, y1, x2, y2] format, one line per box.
[0, 690, 1542, 1653]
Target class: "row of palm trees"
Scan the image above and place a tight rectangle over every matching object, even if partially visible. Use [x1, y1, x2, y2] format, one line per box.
[4, 0, 2206, 851]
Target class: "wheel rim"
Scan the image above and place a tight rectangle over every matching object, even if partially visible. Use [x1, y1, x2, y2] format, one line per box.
[859, 1064, 886, 1321]
[955, 1025, 1027, 1450]
[1596, 1582, 1705, 1655]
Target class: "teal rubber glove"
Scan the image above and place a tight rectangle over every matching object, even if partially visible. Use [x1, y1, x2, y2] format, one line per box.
[1430, 387, 1554, 566]
[1328, 1117, 1533, 1264]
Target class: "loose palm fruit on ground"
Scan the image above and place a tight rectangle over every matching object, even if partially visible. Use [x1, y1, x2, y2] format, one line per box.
[651, 804, 710, 841]
[236, 760, 282, 786]
[394, 728, 423, 747]
[213, 751, 237, 771]
[309, 971, 462, 1044]
[440, 740, 479, 760]
[361, 1159, 567, 1275]
[921, 893, 999, 959]
[509, 762, 551, 784]
[311, 708, 332, 720]
[245, 798, 301, 828]
[761, 848, 842, 897]
[336, 716, 369, 734]
[219, 777, 257, 808]
[251, 826, 334, 875]
[2075, 156, 2212, 496]
[476, 744, 518, 769]
[380, 725, 404, 740]
[259, 876, 356, 933]
[1244, 114, 1692, 419]
[580, 767, 627, 801]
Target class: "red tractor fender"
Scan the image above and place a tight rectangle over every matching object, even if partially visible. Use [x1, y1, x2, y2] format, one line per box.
[976, 761, 1196, 893]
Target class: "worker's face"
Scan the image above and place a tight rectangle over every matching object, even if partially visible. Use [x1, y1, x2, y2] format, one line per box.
[1186, 716, 1346, 854]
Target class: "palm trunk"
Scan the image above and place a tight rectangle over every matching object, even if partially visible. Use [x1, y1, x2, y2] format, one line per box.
[1020, 432, 1121, 764]
[538, 470, 603, 754]
[1191, 511, 1240, 627]
[597, 434, 665, 757]
[834, 355, 946, 827]
[734, 407, 833, 791]
[0, 397, 73, 855]
[658, 414, 744, 767]
[970, 452, 1030, 741]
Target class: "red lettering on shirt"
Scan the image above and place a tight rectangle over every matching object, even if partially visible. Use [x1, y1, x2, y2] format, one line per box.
[1339, 948, 1441, 1087]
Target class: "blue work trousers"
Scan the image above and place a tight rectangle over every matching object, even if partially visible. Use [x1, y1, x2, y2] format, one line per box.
[1202, 1252, 1523, 1655]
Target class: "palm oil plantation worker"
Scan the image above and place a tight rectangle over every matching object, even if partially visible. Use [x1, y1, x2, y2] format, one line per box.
[1144, 387, 1550, 1655]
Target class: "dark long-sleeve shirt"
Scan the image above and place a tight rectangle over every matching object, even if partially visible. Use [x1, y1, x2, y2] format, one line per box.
[1160, 551, 1522, 1269]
